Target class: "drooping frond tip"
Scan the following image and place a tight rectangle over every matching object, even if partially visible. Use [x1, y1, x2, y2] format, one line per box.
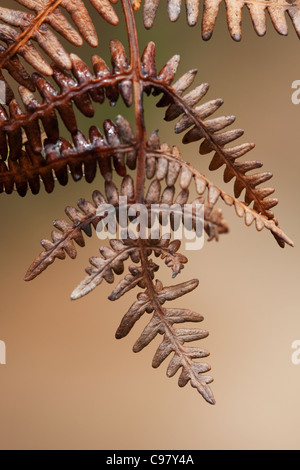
[24, 192, 216, 404]
[115, 276, 215, 405]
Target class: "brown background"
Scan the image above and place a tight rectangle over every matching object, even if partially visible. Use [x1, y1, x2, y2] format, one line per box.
[0, 1, 300, 450]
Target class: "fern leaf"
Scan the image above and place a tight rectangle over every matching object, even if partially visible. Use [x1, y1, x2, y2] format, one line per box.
[70, 234, 215, 404]
[0, 35, 291, 251]
[0, 115, 136, 196]
[24, 169, 229, 282]
[142, 0, 300, 40]
[116, 275, 215, 404]
[71, 240, 136, 300]
[108, 260, 159, 300]
[70, 237, 188, 300]
[145, 136, 293, 247]
[24, 189, 103, 281]
[0, 0, 119, 75]
[138, 45, 292, 246]
[1, 0, 293, 405]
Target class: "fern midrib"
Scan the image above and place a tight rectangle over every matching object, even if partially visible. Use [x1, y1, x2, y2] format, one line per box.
[78, 244, 135, 286]
[0, 144, 135, 181]
[1, 74, 131, 133]
[121, 0, 147, 204]
[24, 213, 97, 281]
[138, 237, 208, 397]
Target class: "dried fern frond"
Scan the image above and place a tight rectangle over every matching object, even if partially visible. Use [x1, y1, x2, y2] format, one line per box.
[139, 44, 292, 247]
[152, 54, 276, 217]
[146, 140, 293, 247]
[72, 238, 214, 402]
[0, 0, 294, 405]
[0, 41, 134, 194]
[25, 185, 215, 403]
[0, 0, 119, 75]
[0, 37, 288, 247]
[0, 114, 136, 196]
[24, 169, 229, 281]
[115, 276, 215, 404]
[70, 238, 188, 299]
[142, 0, 300, 40]
[68, 234, 214, 403]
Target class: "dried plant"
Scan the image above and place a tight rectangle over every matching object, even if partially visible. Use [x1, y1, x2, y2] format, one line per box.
[0, 0, 294, 405]
[143, 0, 300, 39]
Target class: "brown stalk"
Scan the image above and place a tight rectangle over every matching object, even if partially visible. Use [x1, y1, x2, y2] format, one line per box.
[121, 0, 147, 204]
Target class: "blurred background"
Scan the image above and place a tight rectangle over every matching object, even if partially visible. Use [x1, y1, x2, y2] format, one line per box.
[0, 0, 300, 450]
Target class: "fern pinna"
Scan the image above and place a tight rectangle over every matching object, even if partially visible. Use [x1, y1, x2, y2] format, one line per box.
[0, 0, 294, 405]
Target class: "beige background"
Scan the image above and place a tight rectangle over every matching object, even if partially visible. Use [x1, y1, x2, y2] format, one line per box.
[0, 1, 300, 450]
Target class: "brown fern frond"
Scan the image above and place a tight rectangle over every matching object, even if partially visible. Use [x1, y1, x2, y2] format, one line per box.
[1, 0, 294, 407]
[132, 300, 212, 402]
[0, 113, 136, 196]
[142, 0, 300, 40]
[25, 168, 229, 281]
[0, 36, 290, 250]
[121, 282, 214, 403]
[0, 40, 131, 127]
[0, 41, 135, 195]
[24, 188, 105, 281]
[0, 0, 119, 75]
[114, 272, 214, 404]
[0, 45, 35, 92]
[71, 236, 214, 403]
[138, 45, 292, 246]
[25, 177, 216, 403]
[145, 134, 293, 247]
[70, 238, 187, 299]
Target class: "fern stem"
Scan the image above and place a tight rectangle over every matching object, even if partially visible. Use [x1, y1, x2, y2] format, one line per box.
[122, 0, 147, 203]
